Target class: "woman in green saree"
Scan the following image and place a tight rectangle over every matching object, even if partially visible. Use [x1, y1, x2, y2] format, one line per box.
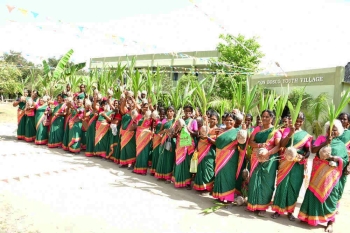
[247, 110, 281, 216]
[85, 99, 99, 157]
[299, 120, 348, 233]
[336, 113, 350, 209]
[133, 101, 153, 175]
[172, 105, 198, 189]
[193, 112, 218, 192]
[68, 99, 84, 153]
[34, 96, 49, 145]
[150, 108, 166, 176]
[48, 94, 66, 148]
[155, 106, 176, 182]
[119, 93, 139, 169]
[271, 112, 312, 221]
[94, 100, 113, 158]
[212, 113, 242, 202]
[62, 97, 73, 151]
[80, 99, 92, 150]
[107, 100, 122, 163]
[24, 91, 39, 142]
[13, 90, 28, 140]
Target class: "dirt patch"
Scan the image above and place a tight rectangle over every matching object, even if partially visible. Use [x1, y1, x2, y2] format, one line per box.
[0, 103, 17, 124]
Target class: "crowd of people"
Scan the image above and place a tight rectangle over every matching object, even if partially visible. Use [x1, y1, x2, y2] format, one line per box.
[12, 84, 350, 233]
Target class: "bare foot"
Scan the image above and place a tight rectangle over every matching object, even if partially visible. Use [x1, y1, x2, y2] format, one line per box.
[325, 222, 333, 233]
[257, 210, 266, 217]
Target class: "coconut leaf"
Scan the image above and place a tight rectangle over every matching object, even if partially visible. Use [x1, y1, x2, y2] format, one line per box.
[328, 89, 350, 131]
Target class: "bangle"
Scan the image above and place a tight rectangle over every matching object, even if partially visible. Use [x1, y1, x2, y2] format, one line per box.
[258, 143, 262, 148]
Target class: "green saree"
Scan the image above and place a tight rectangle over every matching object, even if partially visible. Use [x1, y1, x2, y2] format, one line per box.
[16, 101, 26, 140]
[34, 104, 48, 145]
[62, 112, 71, 151]
[134, 117, 153, 174]
[24, 99, 36, 142]
[119, 113, 136, 165]
[212, 128, 240, 201]
[48, 103, 66, 148]
[85, 113, 97, 157]
[338, 129, 350, 202]
[94, 111, 113, 158]
[172, 118, 196, 188]
[271, 130, 312, 214]
[298, 138, 348, 226]
[193, 136, 216, 191]
[155, 119, 175, 181]
[150, 121, 163, 175]
[68, 107, 84, 153]
[247, 127, 280, 211]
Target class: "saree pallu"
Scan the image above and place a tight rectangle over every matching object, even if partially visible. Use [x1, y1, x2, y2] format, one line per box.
[134, 118, 153, 174]
[212, 128, 239, 201]
[338, 129, 350, 202]
[81, 114, 89, 150]
[68, 108, 84, 153]
[34, 105, 48, 145]
[247, 127, 280, 211]
[298, 138, 348, 226]
[48, 103, 66, 148]
[17, 102, 26, 140]
[94, 112, 113, 158]
[193, 137, 216, 191]
[24, 108, 36, 142]
[150, 123, 163, 175]
[62, 113, 71, 151]
[119, 114, 137, 165]
[271, 130, 312, 214]
[107, 123, 121, 163]
[85, 114, 97, 157]
[155, 119, 176, 180]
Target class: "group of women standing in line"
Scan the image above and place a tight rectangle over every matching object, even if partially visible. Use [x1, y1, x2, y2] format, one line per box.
[13, 86, 350, 233]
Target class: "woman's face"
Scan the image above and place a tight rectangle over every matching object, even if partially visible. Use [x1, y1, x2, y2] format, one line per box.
[224, 116, 235, 129]
[234, 119, 242, 128]
[328, 125, 340, 137]
[24, 91, 28, 97]
[295, 118, 304, 130]
[261, 111, 273, 126]
[184, 108, 192, 118]
[141, 104, 149, 114]
[77, 101, 83, 107]
[282, 117, 289, 127]
[245, 116, 252, 126]
[66, 85, 71, 91]
[114, 101, 119, 109]
[57, 96, 63, 103]
[167, 109, 174, 118]
[159, 111, 166, 121]
[256, 116, 262, 126]
[39, 99, 44, 105]
[339, 114, 349, 128]
[209, 115, 218, 127]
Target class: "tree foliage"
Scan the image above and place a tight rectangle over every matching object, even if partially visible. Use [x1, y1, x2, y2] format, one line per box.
[0, 61, 23, 95]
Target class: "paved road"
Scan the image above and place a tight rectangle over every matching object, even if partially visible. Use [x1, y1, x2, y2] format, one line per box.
[0, 123, 349, 233]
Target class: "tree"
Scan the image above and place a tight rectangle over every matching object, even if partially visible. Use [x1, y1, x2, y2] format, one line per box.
[210, 33, 264, 99]
[0, 61, 23, 97]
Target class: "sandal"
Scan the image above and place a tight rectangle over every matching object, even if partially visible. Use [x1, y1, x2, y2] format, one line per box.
[271, 212, 280, 219]
[186, 185, 192, 190]
[288, 213, 296, 221]
[257, 210, 266, 217]
[165, 180, 171, 184]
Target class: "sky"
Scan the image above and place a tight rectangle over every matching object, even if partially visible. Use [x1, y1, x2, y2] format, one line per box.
[1, 0, 350, 73]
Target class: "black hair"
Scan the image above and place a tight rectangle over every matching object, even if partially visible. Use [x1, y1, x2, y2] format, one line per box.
[100, 100, 107, 106]
[167, 106, 175, 112]
[246, 113, 253, 121]
[57, 93, 63, 98]
[210, 111, 219, 119]
[183, 105, 193, 112]
[206, 109, 214, 116]
[225, 113, 236, 120]
[261, 109, 275, 119]
[338, 112, 349, 120]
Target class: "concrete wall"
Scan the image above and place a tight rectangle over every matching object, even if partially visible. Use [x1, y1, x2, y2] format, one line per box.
[250, 66, 350, 112]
